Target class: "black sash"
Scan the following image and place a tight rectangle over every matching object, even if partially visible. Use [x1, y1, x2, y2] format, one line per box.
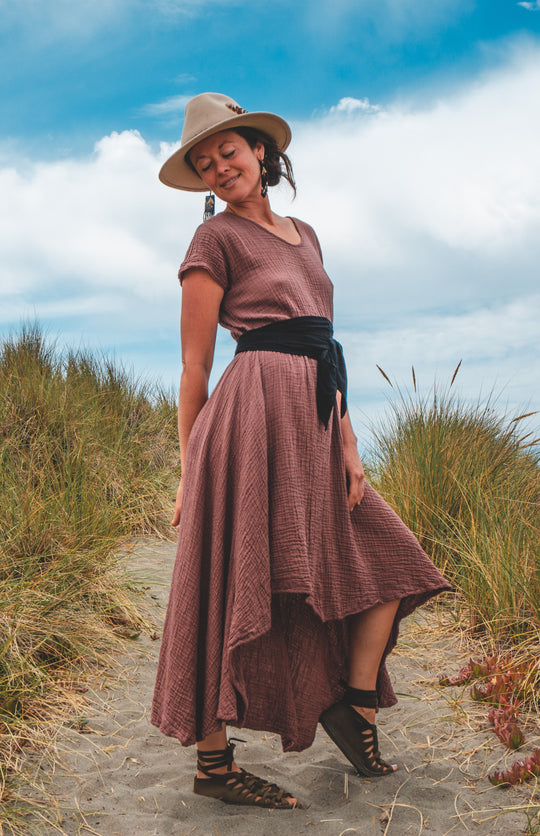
[235, 315, 347, 429]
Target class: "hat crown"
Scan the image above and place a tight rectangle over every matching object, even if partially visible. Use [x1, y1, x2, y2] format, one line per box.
[181, 92, 248, 146]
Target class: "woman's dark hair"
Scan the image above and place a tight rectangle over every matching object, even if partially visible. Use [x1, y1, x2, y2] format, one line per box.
[185, 126, 296, 197]
[233, 127, 296, 198]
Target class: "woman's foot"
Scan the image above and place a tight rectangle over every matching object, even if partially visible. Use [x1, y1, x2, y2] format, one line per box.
[194, 740, 301, 808]
[320, 683, 397, 777]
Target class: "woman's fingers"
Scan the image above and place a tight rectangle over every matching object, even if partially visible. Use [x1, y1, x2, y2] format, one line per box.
[348, 471, 365, 510]
[171, 480, 183, 528]
[344, 446, 366, 511]
[343, 442, 366, 512]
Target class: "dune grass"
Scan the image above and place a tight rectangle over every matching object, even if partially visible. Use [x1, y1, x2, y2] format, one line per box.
[0, 324, 178, 831]
[367, 364, 539, 646]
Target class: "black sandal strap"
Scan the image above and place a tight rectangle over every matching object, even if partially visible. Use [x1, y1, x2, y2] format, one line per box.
[339, 679, 378, 710]
[196, 737, 246, 778]
[197, 741, 235, 777]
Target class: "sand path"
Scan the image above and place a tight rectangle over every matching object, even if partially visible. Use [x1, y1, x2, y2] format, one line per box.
[37, 539, 539, 835]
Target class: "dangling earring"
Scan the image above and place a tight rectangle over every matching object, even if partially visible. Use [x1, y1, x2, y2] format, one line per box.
[203, 192, 215, 222]
[259, 159, 268, 198]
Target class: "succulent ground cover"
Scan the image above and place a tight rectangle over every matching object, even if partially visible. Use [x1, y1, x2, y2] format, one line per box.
[440, 654, 540, 788]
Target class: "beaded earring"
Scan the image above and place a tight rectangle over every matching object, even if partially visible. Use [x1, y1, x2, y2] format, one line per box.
[203, 192, 215, 222]
[259, 159, 268, 198]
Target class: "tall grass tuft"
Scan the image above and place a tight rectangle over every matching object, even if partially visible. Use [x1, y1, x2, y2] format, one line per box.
[0, 324, 178, 822]
[368, 365, 539, 644]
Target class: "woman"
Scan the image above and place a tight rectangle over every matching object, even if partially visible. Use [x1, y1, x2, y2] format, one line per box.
[151, 92, 451, 809]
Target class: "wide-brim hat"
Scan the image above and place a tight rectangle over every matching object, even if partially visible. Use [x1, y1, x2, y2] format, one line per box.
[159, 92, 292, 192]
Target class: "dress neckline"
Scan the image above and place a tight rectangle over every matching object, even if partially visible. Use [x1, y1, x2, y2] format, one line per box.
[223, 212, 303, 248]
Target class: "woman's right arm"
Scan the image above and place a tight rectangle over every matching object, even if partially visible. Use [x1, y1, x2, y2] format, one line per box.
[172, 267, 225, 527]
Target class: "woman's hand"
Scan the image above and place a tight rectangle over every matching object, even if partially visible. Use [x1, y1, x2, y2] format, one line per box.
[344, 441, 366, 511]
[171, 477, 183, 528]
[340, 408, 365, 510]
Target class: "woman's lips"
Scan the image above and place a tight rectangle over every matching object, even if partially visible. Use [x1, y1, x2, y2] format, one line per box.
[220, 174, 240, 189]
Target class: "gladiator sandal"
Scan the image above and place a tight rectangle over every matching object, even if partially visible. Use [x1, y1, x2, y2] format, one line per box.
[193, 739, 302, 808]
[319, 680, 396, 778]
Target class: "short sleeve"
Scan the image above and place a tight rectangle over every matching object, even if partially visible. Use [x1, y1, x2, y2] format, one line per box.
[178, 222, 230, 290]
[293, 218, 324, 264]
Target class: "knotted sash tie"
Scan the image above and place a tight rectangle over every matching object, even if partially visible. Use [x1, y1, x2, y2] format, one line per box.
[235, 315, 348, 430]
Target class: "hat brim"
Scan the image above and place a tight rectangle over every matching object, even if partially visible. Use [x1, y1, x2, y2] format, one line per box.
[158, 111, 292, 192]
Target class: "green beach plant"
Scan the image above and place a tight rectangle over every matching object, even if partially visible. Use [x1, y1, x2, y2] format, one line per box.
[368, 364, 540, 644]
[0, 324, 178, 829]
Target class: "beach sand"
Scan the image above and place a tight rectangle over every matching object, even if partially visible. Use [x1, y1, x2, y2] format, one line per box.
[33, 539, 539, 835]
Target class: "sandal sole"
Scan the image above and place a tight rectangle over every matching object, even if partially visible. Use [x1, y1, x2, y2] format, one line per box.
[193, 775, 302, 809]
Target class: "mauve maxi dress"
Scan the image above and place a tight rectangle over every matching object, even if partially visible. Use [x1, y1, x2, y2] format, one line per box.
[151, 212, 451, 752]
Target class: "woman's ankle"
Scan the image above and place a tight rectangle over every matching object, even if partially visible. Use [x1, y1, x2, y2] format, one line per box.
[350, 705, 376, 724]
[196, 733, 242, 778]
[196, 725, 227, 752]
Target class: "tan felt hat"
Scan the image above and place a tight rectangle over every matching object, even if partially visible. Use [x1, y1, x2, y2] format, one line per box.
[158, 92, 292, 192]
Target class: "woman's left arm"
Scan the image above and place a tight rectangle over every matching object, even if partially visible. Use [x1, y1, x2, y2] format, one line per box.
[341, 410, 366, 510]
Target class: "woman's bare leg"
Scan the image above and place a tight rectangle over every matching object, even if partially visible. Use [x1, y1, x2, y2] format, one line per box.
[348, 599, 400, 724]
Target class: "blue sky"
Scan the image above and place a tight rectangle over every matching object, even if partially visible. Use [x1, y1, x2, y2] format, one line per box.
[2, 0, 538, 150]
[1, 0, 539, 442]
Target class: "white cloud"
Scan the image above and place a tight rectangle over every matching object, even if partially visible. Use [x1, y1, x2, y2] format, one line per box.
[173, 73, 197, 84]
[273, 43, 540, 313]
[0, 0, 127, 40]
[341, 294, 540, 397]
[1, 42, 539, 422]
[141, 95, 192, 117]
[327, 293, 540, 444]
[275, 45, 540, 418]
[518, 1, 540, 10]
[0, 129, 191, 352]
[151, 0, 243, 14]
[0, 0, 240, 42]
[306, 0, 474, 42]
[327, 97, 381, 116]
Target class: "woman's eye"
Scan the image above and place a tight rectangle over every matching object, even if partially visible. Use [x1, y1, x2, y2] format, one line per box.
[223, 150, 235, 158]
[200, 162, 212, 172]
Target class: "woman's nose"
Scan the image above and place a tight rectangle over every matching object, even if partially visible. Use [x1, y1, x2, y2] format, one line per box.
[216, 157, 230, 174]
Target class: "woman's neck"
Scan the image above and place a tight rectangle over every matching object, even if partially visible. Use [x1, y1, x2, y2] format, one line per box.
[225, 198, 277, 227]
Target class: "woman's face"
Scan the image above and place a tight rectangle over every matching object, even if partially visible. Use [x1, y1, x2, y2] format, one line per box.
[188, 130, 264, 205]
